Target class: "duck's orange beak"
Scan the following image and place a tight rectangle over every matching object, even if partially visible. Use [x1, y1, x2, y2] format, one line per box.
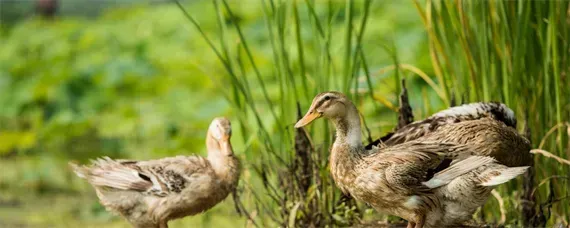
[294, 111, 322, 128]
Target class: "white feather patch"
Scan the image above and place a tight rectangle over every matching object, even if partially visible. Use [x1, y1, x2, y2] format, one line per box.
[404, 195, 422, 209]
[431, 102, 515, 125]
[480, 166, 529, 186]
[433, 103, 483, 118]
[423, 156, 496, 189]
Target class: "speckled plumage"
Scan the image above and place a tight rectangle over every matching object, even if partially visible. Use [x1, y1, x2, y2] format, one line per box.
[332, 141, 479, 223]
[296, 92, 530, 228]
[367, 102, 518, 148]
[420, 119, 531, 167]
[362, 98, 531, 227]
[70, 118, 240, 228]
[416, 119, 531, 227]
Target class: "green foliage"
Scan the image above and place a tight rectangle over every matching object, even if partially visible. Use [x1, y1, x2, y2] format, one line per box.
[0, 4, 229, 160]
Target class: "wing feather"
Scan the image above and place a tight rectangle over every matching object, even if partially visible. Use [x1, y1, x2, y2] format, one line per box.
[365, 102, 516, 149]
[369, 142, 475, 194]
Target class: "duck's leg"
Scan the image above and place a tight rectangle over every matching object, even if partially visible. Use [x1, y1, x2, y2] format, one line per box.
[414, 214, 425, 228]
[159, 221, 169, 228]
[406, 221, 416, 228]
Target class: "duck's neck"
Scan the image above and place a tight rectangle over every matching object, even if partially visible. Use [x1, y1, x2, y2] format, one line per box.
[206, 137, 241, 186]
[329, 102, 363, 193]
[331, 103, 363, 151]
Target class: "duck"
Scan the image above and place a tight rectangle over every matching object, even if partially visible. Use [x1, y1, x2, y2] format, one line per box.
[295, 91, 530, 227]
[70, 117, 240, 228]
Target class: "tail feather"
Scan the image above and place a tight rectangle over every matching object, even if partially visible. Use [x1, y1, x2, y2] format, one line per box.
[423, 156, 496, 189]
[480, 166, 529, 187]
[88, 168, 140, 190]
[69, 162, 88, 179]
[69, 157, 149, 191]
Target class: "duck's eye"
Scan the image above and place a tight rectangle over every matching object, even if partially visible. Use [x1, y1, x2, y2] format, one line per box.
[324, 96, 331, 101]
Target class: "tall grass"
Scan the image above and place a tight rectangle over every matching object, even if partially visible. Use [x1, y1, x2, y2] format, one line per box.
[414, 0, 570, 225]
[176, 0, 570, 226]
[174, 0, 380, 226]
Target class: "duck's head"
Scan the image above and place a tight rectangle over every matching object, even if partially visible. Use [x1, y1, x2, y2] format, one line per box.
[295, 91, 351, 128]
[209, 117, 232, 141]
[207, 117, 233, 155]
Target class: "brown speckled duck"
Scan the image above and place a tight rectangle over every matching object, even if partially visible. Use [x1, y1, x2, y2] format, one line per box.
[70, 117, 240, 228]
[295, 92, 530, 228]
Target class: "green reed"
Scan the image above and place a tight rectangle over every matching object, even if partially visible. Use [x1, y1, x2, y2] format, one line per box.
[414, 0, 569, 225]
[175, 0, 381, 226]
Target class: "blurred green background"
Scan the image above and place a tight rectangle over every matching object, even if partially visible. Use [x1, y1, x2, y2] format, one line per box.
[1, 0, 568, 227]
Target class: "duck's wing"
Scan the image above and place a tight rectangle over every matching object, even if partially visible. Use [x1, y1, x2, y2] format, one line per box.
[365, 102, 516, 149]
[358, 142, 492, 212]
[422, 156, 498, 189]
[377, 141, 526, 192]
[70, 155, 211, 197]
[366, 142, 490, 193]
[414, 119, 532, 167]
